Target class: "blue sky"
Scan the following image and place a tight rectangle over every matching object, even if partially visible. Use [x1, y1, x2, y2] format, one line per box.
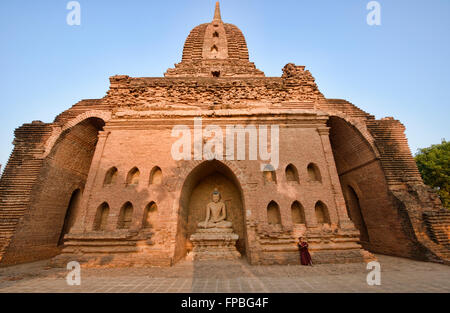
[0, 0, 449, 170]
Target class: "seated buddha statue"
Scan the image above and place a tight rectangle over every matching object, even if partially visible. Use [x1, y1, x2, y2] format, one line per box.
[198, 189, 233, 229]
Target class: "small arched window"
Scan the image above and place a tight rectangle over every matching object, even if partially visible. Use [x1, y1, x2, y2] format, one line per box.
[267, 201, 281, 225]
[117, 202, 133, 229]
[307, 163, 322, 182]
[94, 202, 110, 231]
[150, 166, 162, 185]
[126, 167, 140, 186]
[103, 167, 118, 186]
[285, 164, 299, 183]
[211, 45, 218, 52]
[142, 202, 158, 228]
[291, 201, 305, 224]
[315, 201, 330, 224]
[213, 31, 219, 38]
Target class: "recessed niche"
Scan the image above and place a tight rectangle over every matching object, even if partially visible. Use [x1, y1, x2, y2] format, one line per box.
[150, 166, 162, 185]
[126, 167, 140, 186]
[291, 201, 305, 224]
[93, 202, 110, 231]
[315, 201, 330, 224]
[307, 163, 322, 183]
[267, 201, 281, 225]
[117, 202, 133, 230]
[103, 167, 118, 186]
[285, 164, 299, 183]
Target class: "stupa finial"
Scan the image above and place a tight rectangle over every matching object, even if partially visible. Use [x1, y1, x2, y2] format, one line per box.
[213, 2, 222, 21]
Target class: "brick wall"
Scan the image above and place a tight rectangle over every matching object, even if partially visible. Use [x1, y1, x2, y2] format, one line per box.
[0, 118, 103, 265]
[1, 62, 448, 267]
[0, 122, 52, 264]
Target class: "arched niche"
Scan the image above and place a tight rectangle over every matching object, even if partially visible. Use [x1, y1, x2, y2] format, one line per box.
[126, 167, 140, 186]
[307, 163, 322, 183]
[149, 166, 162, 185]
[315, 201, 330, 224]
[267, 201, 281, 225]
[142, 202, 158, 228]
[117, 202, 133, 230]
[175, 160, 247, 262]
[291, 201, 305, 224]
[285, 164, 299, 183]
[94, 202, 110, 231]
[103, 167, 118, 186]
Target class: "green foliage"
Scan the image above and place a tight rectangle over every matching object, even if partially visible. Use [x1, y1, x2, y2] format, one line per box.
[415, 139, 450, 208]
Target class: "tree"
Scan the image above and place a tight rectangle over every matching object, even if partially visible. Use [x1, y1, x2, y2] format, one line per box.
[415, 139, 450, 209]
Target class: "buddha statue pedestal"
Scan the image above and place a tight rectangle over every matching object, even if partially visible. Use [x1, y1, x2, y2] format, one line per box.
[189, 228, 241, 261]
[189, 188, 241, 260]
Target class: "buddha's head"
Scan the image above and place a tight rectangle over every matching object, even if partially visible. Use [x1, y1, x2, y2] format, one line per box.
[212, 189, 221, 203]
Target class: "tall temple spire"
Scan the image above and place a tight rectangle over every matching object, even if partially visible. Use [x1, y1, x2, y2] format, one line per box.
[213, 2, 222, 21]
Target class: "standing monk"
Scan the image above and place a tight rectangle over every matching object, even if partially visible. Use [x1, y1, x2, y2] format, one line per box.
[298, 237, 313, 266]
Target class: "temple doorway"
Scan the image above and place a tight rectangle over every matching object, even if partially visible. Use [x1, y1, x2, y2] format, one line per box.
[175, 160, 247, 262]
[344, 185, 370, 244]
[58, 188, 82, 246]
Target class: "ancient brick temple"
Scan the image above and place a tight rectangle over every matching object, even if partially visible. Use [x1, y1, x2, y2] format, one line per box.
[0, 3, 448, 267]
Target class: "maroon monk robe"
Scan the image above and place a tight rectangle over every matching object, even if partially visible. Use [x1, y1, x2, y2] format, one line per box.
[298, 242, 313, 266]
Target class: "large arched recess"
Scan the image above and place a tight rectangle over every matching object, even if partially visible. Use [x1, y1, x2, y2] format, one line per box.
[327, 116, 413, 256]
[174, 160, 247, 263]
[4, 117, 105, 263]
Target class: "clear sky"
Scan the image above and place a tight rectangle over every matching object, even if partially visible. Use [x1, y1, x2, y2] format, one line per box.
[0, 0, 449, 171]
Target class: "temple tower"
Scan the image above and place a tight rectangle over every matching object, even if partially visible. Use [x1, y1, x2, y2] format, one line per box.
[165, 2, 264, 78]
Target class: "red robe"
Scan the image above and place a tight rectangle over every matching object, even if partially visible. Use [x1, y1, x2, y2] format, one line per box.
[298, 242, 312, 266]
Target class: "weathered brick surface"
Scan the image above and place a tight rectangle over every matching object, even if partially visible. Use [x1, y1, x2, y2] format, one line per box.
[0, 122, 53, 263]
[0, 119, 104, 265]
[0, 2, 448, 267]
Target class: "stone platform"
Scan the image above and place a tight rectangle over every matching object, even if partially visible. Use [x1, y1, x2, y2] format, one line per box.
[1, 255, 450, 293]
[189, 228, 241, 261]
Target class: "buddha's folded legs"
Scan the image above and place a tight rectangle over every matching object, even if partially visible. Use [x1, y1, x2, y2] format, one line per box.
[215, 220, 232, 228]
[198, 220, 232, 229]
